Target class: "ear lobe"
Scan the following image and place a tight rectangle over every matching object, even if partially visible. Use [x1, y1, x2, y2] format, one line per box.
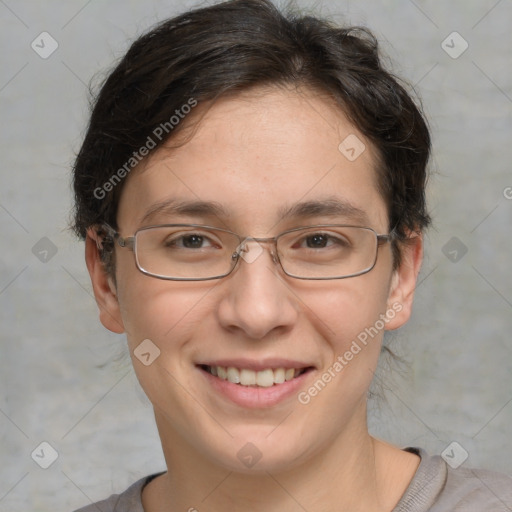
[85, 228, 125, 334]
[384, 233, 423, 331]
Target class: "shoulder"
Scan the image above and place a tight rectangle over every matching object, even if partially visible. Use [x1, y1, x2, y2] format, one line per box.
[72, 474, 158, 512]
[394, 447, 512, 512]
[438, 463, 512, 511]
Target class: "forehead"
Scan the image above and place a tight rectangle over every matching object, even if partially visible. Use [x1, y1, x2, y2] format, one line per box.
[117, 86, 388, 233]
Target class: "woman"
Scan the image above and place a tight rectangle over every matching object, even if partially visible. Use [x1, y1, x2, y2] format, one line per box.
[71, 0, 512, 510]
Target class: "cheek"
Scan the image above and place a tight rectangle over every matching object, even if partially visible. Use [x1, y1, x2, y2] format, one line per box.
[302, 272, 392, 398]
[115, 260, 214, 353]
[116, 276, 216, 410]
[291, 280, 392, 440]
[306, 271, 392, 347]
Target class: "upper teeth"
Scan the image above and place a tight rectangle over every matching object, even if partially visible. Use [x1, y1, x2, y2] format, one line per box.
[208, 366, 300, 387]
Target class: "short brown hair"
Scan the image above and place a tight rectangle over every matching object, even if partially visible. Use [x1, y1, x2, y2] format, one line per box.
[71, 0, 431, 272]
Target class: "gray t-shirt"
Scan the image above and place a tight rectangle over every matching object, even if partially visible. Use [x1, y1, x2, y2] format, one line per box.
[74, 448, 512, 511]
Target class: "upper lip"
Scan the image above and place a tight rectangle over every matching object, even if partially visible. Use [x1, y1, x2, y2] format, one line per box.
[197, 358, 315, 371]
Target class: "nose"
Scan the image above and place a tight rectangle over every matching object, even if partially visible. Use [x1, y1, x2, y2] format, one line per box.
[216, 240, 299, 340]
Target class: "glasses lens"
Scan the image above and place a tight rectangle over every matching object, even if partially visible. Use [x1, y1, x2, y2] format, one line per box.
[134, 225, 238, 280]
[277, 226, 378, 279]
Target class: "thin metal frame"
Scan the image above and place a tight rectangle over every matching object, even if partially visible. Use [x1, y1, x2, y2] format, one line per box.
[100, 223, 393, 281]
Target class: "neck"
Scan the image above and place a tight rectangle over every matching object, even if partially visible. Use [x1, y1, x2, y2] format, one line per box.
[143, 403, 419, 512]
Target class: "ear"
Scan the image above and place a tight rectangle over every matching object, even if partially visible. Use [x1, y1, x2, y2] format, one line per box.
[384, 233, 423, 331]
[85, 227, 125, 334]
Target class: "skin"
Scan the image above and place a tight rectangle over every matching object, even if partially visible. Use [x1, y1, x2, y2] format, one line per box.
[86, 85, 423, 512]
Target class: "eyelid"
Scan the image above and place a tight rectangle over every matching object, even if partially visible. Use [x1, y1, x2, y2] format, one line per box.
[154, 226, 227, 246]
[288, 229, 351, 245]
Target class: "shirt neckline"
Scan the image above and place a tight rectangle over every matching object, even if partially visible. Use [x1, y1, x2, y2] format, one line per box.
[391, 447, 447, 511]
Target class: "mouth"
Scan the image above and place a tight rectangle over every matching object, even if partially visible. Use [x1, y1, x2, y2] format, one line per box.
[196, 361, 315, 408]
[198, 364, 312, 387]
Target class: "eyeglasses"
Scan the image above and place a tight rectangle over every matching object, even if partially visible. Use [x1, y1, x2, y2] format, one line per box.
[99, 223, 393, 281]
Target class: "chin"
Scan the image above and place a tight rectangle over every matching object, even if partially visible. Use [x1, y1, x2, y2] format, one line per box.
[214, 446, 306, 475]
[196, 426, 316, 475]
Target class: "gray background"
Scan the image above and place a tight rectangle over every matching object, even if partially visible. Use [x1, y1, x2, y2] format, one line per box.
[1, 0, 511, 510]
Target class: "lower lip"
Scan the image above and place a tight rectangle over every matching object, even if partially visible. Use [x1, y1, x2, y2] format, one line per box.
[198, 367, 314, 408]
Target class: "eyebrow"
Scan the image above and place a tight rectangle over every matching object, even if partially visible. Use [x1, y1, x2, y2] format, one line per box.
[139, 199, 229, 225]
[277, 198, 370, 224]
[139, 197, 370, 226]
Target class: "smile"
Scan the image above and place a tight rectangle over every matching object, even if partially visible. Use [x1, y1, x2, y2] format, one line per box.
[201, 365, 309, 387]
[197, 361, 315, 408]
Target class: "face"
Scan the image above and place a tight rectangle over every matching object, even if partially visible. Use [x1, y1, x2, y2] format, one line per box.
[87, 86, 422, 473]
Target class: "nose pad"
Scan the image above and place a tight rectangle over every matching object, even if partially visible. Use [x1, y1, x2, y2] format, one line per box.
[235, 238, 280, 266]
[269, 248, 279, 265]
[236, 238, 264, 264]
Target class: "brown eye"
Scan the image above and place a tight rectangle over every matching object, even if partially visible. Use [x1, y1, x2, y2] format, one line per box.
[163, 232, 216, 250]
[293, 232, 350, 250]
[181, 234, 205, 248]
[305, 234, 329, 248]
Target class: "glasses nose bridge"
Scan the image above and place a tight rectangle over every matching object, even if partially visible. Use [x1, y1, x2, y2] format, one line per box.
[248, 235, 277, 245]
[236, 235, 280, 265]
